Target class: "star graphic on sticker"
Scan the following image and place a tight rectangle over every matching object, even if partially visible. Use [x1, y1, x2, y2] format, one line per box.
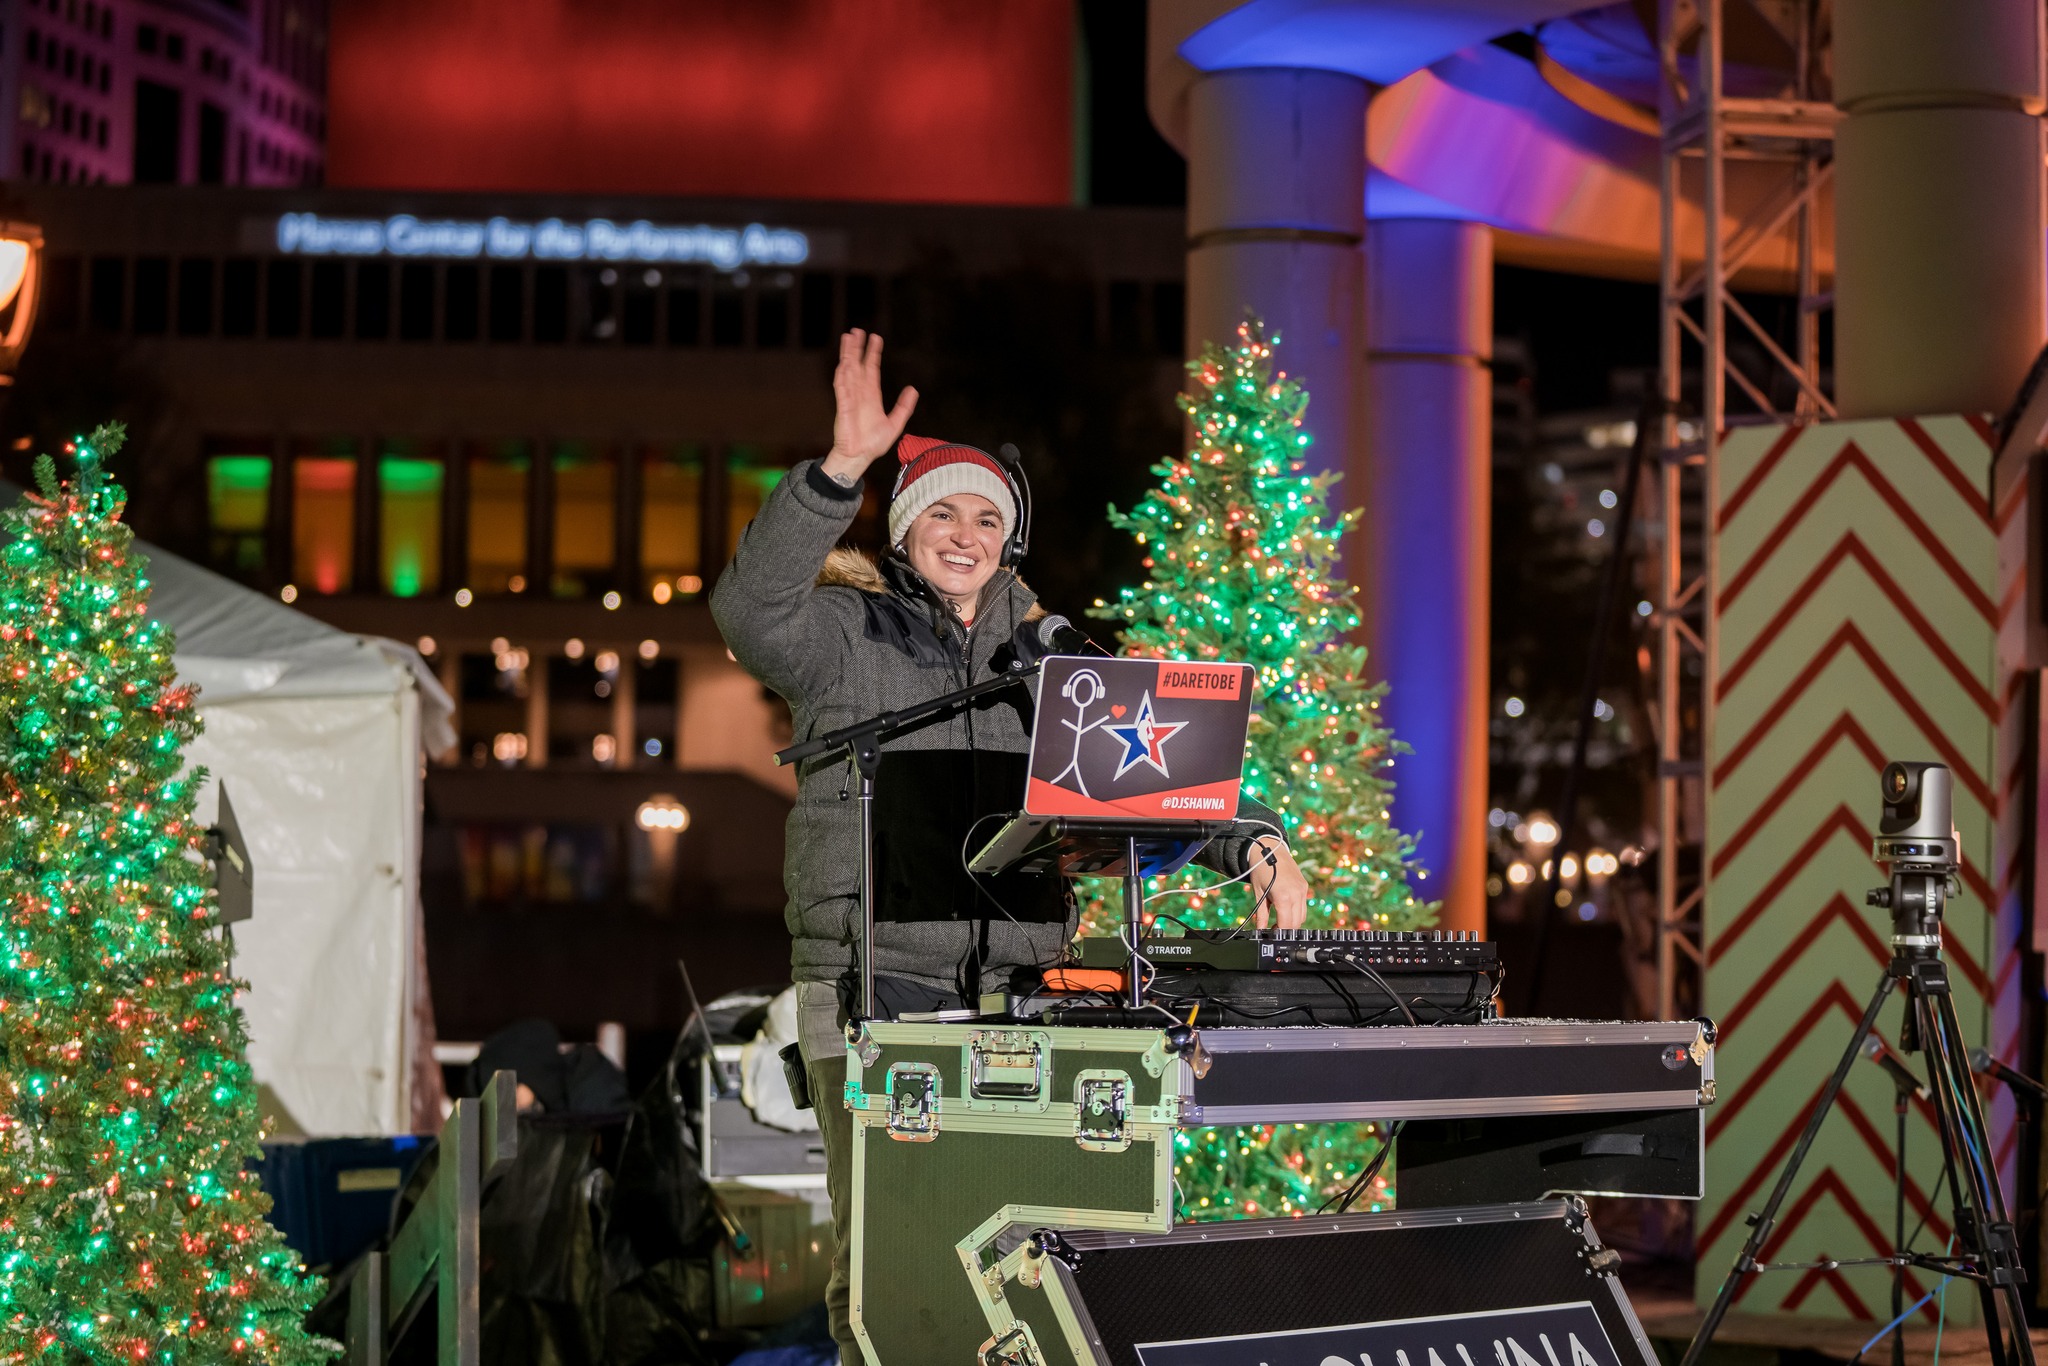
[1103, 691, 1187, 779]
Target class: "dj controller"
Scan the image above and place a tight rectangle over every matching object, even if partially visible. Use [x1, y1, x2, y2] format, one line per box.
[1073, 927, 1498, 973]
[1055, 929, 1504, 1026]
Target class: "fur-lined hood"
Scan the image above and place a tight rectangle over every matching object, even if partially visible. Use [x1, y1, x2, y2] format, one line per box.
[817, 546, 1047, 623]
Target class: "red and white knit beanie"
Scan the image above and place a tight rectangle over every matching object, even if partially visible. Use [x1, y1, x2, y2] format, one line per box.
[887, 435, 1018, 548]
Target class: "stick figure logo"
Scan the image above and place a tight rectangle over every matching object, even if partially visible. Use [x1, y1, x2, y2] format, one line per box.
[1048, 667, 1109, 797]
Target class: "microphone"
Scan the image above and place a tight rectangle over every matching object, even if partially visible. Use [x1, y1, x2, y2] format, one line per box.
[1034, 614, 1113, 659]
[1970, 1046, 2048, 1101]
[1861, 1034, 1928, 1099]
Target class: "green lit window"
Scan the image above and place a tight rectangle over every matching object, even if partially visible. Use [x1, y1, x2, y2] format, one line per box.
[641, 444, 702, 599]
[727, 446, 787, 556]
[467, 441, 530, 594]
[204, 448, 269, 582]
[551, 443, 616, 598]
[292, 444, 356, 595]
[379, 442, 443, 597]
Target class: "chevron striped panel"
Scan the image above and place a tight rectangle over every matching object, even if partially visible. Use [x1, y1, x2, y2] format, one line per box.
[1706, 415, 2008, 1321]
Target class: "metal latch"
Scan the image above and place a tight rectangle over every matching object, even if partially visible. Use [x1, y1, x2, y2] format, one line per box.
[1074, 1070, 1132, 1152]
[968, 1030, 1048, 1107]
[885, 1062, 940, 1142]
[979, 1326, 1041, 1366]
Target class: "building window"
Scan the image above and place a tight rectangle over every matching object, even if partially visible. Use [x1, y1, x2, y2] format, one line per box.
[292, 444, 356, 594]
[727, 447, 788, 554]
[666, 271, 701, 346]
[710, 280, 744, 347]
[221, 257, 257, 336]
[197, 100, 225, 184]
[621, 267, 657, 345]
[444, 263, 480, 341]
[756, 274, 791, 348]
[550, 443, 615, 597]
[845, 272, 879, 331]
[398, 262, 434, 340]
[175, 257, 213, 336]
[640, 445, 702, 598]
[132, 79, 178, 182]
[546, 655, 610, 768]
[799, 272, 833, 348]
[308, 259, 344, 337]
[578, 266, 616, 342]
[533, 265, 568, 343]
[378, 441, 442, 597]
[355, 260, 391, 340]
[466, 441, 530, 594]
[454, 653, 531, 770]
[487, 265, 523, 342]
[164, 31, 182, 62]
[204, 443, 269, 581]
[135, 21, 155, 52]
[131, 256, 169, 334]
[87, 255, 122, 330]
[634, 658, 680, 767]
[40, 254, 79, 332]
[265, 258, 302, 337]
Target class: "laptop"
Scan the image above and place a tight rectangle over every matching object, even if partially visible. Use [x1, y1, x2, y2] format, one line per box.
[967, 655, 1257, 879]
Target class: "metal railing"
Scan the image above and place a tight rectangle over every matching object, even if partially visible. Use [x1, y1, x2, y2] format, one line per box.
[345, 1070, 519, 1365]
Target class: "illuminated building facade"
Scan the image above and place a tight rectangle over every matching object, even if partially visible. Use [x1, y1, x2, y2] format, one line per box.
[4, 184, 1186, 1036]
[0, 0, 326, 187]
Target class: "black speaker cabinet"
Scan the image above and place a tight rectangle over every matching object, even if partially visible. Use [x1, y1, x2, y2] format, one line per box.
[986, 1200, 1659, 1366]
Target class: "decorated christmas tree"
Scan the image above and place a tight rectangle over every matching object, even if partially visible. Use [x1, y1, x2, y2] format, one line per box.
[0, 427, 329, 1363]
[1088, 321, 1435, 1218]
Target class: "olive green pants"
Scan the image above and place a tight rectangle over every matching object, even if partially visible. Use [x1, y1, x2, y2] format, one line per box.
[805, 1054, 860, 1365]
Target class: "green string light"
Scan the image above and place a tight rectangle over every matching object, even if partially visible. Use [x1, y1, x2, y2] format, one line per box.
[0, 424, 330, 1363]
[1080, 321, 1438, 1222]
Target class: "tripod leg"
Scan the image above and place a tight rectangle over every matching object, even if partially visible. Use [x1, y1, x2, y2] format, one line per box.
[1894, 1089, 1908, 1366]
[1920, 985, 2036, 1366]
[1681, 970, 1897, 1366]
[1915, 992, 2011, 1366]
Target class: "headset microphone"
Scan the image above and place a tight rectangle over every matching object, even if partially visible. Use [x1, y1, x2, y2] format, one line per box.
[1034, 614, 1113, 659]
[996, 442, 1032, 568]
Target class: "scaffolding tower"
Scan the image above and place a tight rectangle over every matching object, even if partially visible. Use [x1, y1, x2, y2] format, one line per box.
[1653, 0, 1836, 1018]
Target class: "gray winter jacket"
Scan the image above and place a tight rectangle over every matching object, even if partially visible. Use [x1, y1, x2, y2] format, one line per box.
[710, 460, 1282, 1023]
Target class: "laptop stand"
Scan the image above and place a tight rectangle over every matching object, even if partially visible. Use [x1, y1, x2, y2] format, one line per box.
[969, 814, 1253, 1009]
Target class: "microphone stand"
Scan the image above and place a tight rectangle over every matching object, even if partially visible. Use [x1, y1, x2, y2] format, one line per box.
[775, 662, 1039, 1021]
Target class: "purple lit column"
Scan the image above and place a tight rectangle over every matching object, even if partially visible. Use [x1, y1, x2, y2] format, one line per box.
[1834, 0, 2046, 416]
[1184, 66, 1369, 538]
[1363, 218, 1492, 934]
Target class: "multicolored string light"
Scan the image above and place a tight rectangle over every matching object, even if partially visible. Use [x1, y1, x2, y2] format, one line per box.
[0, 425, 330, 1363]
[1082, 322, 1436, 1219]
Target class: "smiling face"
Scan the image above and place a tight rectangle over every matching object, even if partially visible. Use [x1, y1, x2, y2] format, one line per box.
[901, 493, 1005, 619]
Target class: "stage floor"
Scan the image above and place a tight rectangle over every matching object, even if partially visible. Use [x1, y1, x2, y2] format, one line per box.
[1637, 1305, 2048, 1366]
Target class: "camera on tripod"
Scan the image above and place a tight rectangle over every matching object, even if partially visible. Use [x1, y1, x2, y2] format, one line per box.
[1866, 761, 1962, 952]
[1686, 758, 2035, 1366]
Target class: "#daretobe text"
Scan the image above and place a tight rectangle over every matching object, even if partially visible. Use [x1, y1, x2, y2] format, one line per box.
[274, 212, 810, 270]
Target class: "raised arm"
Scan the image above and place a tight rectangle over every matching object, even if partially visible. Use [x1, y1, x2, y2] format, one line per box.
[709, 331, 918, 700]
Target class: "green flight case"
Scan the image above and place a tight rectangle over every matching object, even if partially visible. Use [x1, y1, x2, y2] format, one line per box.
[842, 1017, 1715, 1366]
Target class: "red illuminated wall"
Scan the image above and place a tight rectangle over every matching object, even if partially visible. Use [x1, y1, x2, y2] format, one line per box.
[328, 0, 1076, 204]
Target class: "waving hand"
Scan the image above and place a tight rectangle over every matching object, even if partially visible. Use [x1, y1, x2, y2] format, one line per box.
[820, 329, 918, 484]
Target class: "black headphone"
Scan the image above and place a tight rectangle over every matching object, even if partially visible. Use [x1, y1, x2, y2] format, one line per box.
[891, 439, 1034, 569]
[993, 442, 1032, 568]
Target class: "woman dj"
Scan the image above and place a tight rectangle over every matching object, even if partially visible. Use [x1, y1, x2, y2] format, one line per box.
[710, 328, 1307, 1361]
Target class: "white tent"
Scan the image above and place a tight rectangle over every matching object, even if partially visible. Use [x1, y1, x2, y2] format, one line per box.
[145, 546, 454, 1137]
